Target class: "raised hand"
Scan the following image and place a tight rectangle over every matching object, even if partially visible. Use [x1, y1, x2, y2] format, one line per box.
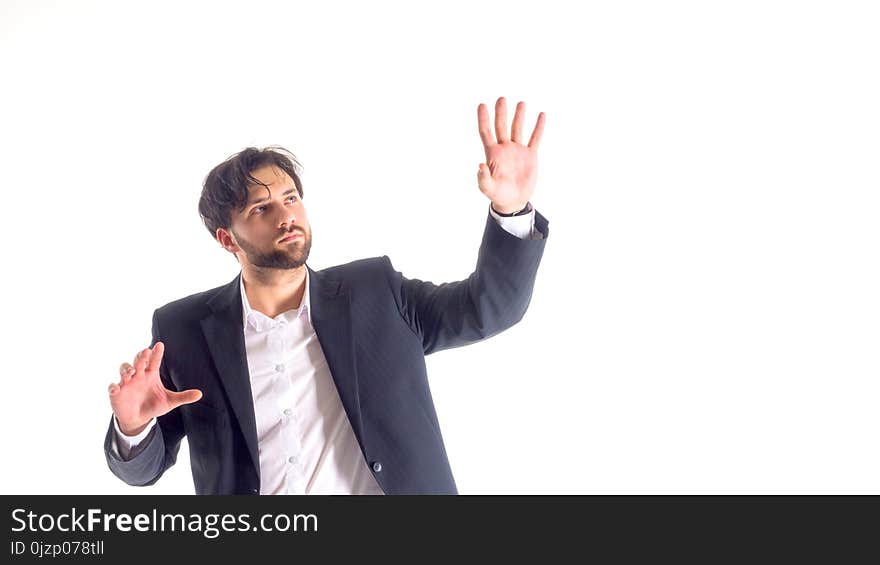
[108, 342, 202, 436]
[477, 96, 546, 214]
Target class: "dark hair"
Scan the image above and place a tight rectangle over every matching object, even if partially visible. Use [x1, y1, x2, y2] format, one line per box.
[198, 146, 304, 239]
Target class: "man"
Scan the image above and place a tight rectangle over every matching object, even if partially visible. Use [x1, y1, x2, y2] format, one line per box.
[104, 97, 549, 494]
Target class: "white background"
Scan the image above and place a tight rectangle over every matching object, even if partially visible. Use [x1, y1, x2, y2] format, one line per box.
[0, 0, 877, 494]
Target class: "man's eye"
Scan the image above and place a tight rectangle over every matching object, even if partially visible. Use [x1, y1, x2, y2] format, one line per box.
[253, 196, 295, 215]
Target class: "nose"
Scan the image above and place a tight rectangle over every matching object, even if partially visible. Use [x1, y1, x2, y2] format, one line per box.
[279, 211, 296, 230]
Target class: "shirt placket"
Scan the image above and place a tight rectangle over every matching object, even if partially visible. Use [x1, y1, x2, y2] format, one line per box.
[266, 318, 307, 494]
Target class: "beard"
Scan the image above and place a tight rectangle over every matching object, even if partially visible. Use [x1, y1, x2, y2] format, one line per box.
[232, 228, 312, 270]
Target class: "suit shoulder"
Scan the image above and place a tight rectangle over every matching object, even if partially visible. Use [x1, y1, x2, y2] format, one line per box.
[316, 256, 396, 291]
[318, 256, 391, 277]
[154, 279, 232, 321]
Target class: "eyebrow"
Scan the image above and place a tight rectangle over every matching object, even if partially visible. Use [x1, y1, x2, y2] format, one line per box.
[246, 187, 298, 207]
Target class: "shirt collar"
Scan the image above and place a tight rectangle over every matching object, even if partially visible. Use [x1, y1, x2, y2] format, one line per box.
[240, 269, 311, 332]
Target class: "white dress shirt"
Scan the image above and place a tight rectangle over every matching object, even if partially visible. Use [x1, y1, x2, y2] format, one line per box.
[112, 204, 541, 493]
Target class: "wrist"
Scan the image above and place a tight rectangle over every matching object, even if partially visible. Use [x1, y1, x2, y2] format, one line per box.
[491, 201, 531, 216]
[117, 417, 150, 437]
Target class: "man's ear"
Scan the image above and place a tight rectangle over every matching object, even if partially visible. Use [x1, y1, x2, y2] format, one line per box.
[216, 227, 240, 254]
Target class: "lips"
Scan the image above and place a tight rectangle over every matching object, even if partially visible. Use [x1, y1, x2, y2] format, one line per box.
[278, 232, 303, 243]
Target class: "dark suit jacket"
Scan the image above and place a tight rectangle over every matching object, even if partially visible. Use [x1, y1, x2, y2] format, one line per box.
[104, 210, 549, 494]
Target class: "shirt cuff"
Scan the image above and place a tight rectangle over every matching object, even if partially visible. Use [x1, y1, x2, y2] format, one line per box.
[113, 415, 157, 459]
[488, 202, 542, 240]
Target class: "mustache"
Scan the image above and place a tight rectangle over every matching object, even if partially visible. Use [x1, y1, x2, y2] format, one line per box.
[277, 228, 306, 242]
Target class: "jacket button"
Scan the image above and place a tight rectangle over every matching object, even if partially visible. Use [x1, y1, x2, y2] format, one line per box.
[372, 461, 382, 473]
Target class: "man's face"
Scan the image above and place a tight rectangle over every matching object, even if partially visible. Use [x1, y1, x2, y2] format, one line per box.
[219, 164, 312, 270]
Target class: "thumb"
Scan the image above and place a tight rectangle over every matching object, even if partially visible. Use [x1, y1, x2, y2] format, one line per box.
[477, 163, 493, 194]
[169, 388, 203, 408]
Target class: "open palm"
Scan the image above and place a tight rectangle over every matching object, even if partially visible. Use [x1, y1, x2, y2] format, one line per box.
[108, 342, 202, 434]
[477, 97, 546, 214]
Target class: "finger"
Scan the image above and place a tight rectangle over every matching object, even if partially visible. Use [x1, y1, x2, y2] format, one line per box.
[147, 341, 165, 374]
[527, 111, 546, 150]
[477, 103, 494, 150]
[108, 383, 120, 395]
[127, 351, 141, 383]
[119, 362, 134, 384]
[511, 101, 525, 143]
[134, 347, 150, 374]
[494, 97, 508, 143]
[169, 388, 203, 408]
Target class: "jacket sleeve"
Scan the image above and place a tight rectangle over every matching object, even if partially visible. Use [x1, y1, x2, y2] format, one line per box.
[384, 209, 549, 355]
[103, 309, 187, 487]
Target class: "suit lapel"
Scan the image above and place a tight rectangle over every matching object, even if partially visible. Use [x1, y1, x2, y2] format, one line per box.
[308, 265, 365, 445]
[199, 266, 366, 487]
[201, 273, 261, 481]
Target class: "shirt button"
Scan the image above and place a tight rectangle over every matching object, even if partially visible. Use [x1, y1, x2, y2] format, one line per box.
[283, 408, 293, 416]
[288, 456, 298, 464]
[275, 364, 285, 372]
[372, 461, 382, 473]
